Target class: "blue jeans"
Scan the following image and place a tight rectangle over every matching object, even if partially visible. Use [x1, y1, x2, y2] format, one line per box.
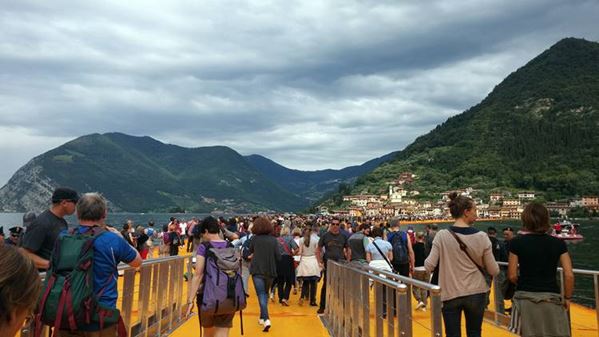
[252, 275, 273, 320]
[442, 293, 486, 337]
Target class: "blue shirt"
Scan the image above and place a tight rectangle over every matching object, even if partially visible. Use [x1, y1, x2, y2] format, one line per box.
[366, 237, 393, 261]
[73, 226, 138, 307]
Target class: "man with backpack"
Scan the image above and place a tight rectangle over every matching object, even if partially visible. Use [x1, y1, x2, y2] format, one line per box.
[36, 192, 142, 337]
[186, 216, 246, 336]
[386, 217, 414, 277]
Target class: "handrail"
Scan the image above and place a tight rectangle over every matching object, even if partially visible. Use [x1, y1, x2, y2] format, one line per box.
[323, 260, 443, 337]
[20, 255, 195, 337]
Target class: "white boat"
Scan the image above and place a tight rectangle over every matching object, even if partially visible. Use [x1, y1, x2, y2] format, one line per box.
[551, 220, 584, 241]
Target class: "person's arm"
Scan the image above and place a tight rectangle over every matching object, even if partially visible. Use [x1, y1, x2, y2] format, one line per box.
[483, 240, 500, 276]
[316, 237, 324, 269]
[20, 248, 50, 269]
[387, 246, 393, 262]
[424, 236, 440, 273]
[406, 234, 415, 274]
[507, 252, 519, 284]
[366, 251, 372, 263]
[186, 254, 206, 316]
[221, 227, 239, 240]
[560, 252, 575, 309]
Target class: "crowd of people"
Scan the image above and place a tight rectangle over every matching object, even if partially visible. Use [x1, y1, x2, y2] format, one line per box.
[0, 187, 575, 337]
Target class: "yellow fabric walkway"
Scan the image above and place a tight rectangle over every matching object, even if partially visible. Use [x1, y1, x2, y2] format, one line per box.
[170, 285, 330, 337]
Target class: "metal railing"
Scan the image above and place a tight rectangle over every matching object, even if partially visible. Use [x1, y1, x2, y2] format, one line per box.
[323, 261, 443, 337]
[20, 255, 195, 337]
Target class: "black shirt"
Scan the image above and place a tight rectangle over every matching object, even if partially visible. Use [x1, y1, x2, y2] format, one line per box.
[249, 235, 281, 278]
[21, 209, 68, 263]
[319, 231, 348, 263]
[136, 233, 149, 252]
[510, 233, 568, 293]
[413, 241, 425, 267]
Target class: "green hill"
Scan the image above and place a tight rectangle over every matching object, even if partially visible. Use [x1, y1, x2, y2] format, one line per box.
[333, 37, 599, 202]
[0, 133, 308, 212]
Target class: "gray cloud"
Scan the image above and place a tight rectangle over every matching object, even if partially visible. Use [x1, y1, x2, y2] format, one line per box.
[0, 0, 598, 182]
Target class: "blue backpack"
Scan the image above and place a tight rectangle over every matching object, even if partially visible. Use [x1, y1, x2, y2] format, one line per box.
[390, 231, 409, 265]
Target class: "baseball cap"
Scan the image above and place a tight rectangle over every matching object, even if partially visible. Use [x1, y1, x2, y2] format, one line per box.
[51, 187, 79, 204]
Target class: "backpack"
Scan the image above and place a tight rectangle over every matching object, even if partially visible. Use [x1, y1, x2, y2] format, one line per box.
[34, 226, 126, 337]
[391, 231, 409, 265]
[240, 235, 253, 262]
[199, 242, 247, 334]
[170, 232, 181, 246]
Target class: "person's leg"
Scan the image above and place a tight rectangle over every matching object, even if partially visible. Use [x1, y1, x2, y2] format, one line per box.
[309, 279, 318, 305]
[318, 268, 328, 312]
[213, 327, 230, 337]
[252, 275, 269, 320]
[202, 327, 216, 337]
[241, 261, 250, 294]
[463, 293, 486, 337]
[441, 297, 463, 337]
[283, 257, 294, 300]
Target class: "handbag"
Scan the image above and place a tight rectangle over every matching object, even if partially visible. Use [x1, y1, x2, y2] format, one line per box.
[501, 279, 516, 300]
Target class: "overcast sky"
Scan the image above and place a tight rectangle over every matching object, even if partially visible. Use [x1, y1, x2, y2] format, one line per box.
[1, 0, 598, 186]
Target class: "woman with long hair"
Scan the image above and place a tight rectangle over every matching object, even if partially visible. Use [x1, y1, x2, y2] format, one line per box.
[425, 192, 499, 337]
[508, 202, 573, 336]
[0, 245, 42, 337]
[296, 226, 321, 306]
[249, 217, 281, 332]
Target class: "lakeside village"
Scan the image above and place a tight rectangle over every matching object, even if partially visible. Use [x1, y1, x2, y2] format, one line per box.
[318, 172, 599, 220]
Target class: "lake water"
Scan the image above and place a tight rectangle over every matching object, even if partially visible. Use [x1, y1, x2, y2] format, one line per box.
[2, 213, 597, 307]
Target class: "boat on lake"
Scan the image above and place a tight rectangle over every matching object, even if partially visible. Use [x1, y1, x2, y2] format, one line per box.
[551, 219, 584, 241]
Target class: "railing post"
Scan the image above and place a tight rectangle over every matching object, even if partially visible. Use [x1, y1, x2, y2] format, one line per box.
[387, 284, 395, 337]
[362, 273, 371, 337]
[397, 283, 410, 337]
[121, 268, 136, 337]
[594, 274, 599, 337]
[430, 287, 443, 337]
[375, 282, 384, 337]
[138, 264, 152, 337]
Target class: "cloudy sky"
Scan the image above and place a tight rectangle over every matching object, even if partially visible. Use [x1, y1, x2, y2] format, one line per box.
[1, 0, 598, 186]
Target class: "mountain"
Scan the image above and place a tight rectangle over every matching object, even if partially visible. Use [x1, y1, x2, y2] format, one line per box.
[0, 133, 308, 213]
[244, 151, 398, 202]
[330, 37, 599, 202]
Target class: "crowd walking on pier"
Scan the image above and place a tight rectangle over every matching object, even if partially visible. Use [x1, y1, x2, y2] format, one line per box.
[1, 186, 576, 337]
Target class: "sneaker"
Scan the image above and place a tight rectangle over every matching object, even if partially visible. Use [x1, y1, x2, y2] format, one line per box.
[317, 308, 325, 315]
[263, 320, 271, 332]
[293, 288, 298, 295]
[298, 297, 304, 306]
[415, 301, 425, 310]
[259, 319, 265, 326]
[310, 302, 318, 307]
[269, 293, 275, 302]
[281, 299, 289, 306]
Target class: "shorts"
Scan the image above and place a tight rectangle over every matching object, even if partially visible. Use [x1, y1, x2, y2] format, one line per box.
[196, 295, 234, 328]
[199, 311, 235, 328]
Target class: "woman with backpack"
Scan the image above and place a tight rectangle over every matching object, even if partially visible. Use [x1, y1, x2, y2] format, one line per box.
[186, 216, 239, 337]
[424, 192, 499, 337]
[249, 217, 281, 332]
